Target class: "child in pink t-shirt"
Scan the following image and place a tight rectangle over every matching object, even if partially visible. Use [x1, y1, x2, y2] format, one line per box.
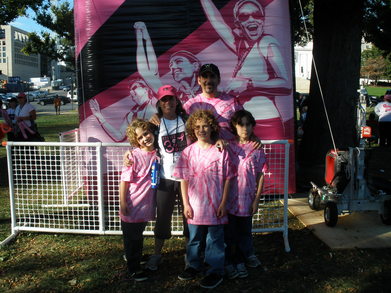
[173, 110, 233, 289]
[119, 119, 158, 282]
[225, 110, 267, 279]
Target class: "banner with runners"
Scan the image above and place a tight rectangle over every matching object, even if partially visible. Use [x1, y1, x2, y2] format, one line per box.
[75, 0, 295, 192]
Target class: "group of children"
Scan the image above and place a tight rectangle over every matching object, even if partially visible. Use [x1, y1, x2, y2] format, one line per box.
[120, 106, 266, 289]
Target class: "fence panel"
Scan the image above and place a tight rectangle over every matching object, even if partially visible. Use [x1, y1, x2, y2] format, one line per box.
[5, 141, 290, 251]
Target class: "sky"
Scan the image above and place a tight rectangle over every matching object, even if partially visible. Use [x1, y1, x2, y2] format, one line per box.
[9, 0, 73, 34]
[10, 16, 50, 34]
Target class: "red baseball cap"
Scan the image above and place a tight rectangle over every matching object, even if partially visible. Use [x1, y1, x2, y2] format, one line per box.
[157, 85, 177, 100]
[17, 92, 26, 99]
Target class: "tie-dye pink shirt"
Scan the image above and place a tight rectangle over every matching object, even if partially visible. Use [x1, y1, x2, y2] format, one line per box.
[173, 142, 234, 225]
[120, 148, 157, 223]
[183, 93, 242, 141]
[227, 142, 266, 217]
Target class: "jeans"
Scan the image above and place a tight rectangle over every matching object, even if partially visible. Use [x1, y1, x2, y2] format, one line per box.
[225, 214, 254, 265]
[121, 221, 147, 273]
[187, 224, 225, 276]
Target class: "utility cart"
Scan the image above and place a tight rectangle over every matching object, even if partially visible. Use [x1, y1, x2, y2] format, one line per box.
[307, 100, 391, 227]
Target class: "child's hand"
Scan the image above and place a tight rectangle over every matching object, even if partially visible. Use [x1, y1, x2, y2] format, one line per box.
[250, 138, 262, 150]
[120, 203, 130, 216]
[183, 204, 194, 219]
[252, 200, 259, 215]
[149, 114, 161, 126]
[215, 139, 227, 152]
[123, 150, 134, 167]
[217, 204, 226, 218]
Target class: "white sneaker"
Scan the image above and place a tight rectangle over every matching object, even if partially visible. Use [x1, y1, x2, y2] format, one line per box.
[246, 255, 262, 268]
[236, 263, 248, 278]
[224, 264, 239, 279]
[146, 254, 162, 271]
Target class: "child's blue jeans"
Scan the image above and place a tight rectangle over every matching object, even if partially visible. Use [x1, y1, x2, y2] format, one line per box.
[186, 224, 225, 276]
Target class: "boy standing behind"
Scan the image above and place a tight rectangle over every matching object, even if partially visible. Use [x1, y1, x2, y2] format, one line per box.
[174, 110, 233, 289]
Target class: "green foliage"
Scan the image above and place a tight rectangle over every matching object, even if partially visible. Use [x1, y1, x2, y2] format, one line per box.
[0, 0, 48, 24]
[361, 46, 391, 84]
[290, 0, 314, 46]
[22, 1, 75, 69]
[363, 0, 391, 56]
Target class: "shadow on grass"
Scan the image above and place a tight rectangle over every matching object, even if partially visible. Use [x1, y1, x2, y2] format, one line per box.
[1, 227, 391, 292]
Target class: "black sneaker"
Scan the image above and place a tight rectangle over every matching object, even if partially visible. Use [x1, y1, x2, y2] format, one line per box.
[199, 273, 223, 289]
[178, 267, 199, 281]
[131, 271, 148, 282]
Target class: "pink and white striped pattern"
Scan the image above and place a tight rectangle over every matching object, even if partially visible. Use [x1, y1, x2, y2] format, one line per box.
[120, 148, 157, 223]
[227, 142, 266, 217]
[183, 93, 242, 141]
[173, 142, 234, 225]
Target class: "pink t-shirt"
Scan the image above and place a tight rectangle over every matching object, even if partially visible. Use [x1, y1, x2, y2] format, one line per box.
[120, 148, 157, 223]
[183, 93, 242, 141]
[227, 142, 266, 217]
[173, 142, 234, 225]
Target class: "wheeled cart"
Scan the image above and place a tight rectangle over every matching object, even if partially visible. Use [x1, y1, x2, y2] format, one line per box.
[308, 147, 391, 227]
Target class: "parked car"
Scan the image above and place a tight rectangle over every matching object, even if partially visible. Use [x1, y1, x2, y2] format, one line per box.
[67, 90, 78, 102]
[60, 85, 71, 91]
[37, 94, 71, 105]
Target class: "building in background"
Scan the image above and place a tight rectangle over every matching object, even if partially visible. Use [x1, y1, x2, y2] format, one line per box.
[0, 25, 41, 81]
[294, 41, 313, 81]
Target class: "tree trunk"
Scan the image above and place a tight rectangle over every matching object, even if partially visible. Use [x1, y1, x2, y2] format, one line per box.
[299, 0, 364, 166]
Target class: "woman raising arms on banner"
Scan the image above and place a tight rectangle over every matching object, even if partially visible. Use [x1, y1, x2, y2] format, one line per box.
[134, 21, 201, 104]
[200, 0, 291, 138]
[89, 79, 157, 142]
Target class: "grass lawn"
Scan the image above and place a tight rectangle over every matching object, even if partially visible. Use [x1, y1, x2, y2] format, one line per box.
[1, 110, 391, 292]
[366, 86, 390, 97]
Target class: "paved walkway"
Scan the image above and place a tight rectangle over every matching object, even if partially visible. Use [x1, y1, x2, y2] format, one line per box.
[288, 196, 391, 249]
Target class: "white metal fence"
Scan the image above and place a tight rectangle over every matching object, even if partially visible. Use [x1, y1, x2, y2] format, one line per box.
[4, 140, 291, 252]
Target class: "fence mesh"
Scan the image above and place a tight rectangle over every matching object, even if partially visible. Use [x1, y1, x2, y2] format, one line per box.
[6, 141, 290, 250]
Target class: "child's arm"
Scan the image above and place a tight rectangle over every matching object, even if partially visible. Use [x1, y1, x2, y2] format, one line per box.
[119, 181, 130, 216]
[217, 179, 230, 218]
[180, 179, 193, 219]
[252, 173, 264, 215]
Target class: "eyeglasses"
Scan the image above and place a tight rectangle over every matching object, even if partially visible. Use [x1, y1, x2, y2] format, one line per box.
[237, 11, 264, 22]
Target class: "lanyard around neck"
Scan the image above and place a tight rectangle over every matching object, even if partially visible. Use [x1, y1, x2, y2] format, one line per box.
[162, 117, 179, 163]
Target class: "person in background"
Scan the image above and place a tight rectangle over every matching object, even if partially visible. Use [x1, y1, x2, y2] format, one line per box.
[54, 95, 61, 115]
[224, 109, 267, 280]
[174, 110, 233, 289]
[6, 97, 17, 141]
[14, 92, 37, 142]
[119, 119, 159, 282]
[374, 95, 391, 147]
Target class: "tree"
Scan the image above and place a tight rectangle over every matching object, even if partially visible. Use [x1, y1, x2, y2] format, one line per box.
[21, 2, 75, 70]
[298, 0, 364, 168]
[0, 1, 74, 70]
[361, 46, 391, 85]
[0, 0, 47, 24]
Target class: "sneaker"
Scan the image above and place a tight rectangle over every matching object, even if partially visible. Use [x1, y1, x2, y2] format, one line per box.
[224, 264, 239, 279]
[178, 267, 199, 281]
[199, 273, 223, 289]
[130, 271, 148, 282]
[246, 255, 262, 268]
[146, 254, 162, 271]
[236, 263, 248, 278]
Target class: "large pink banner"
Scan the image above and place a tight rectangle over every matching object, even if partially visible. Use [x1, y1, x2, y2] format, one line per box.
[75, 0, 295, 193]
